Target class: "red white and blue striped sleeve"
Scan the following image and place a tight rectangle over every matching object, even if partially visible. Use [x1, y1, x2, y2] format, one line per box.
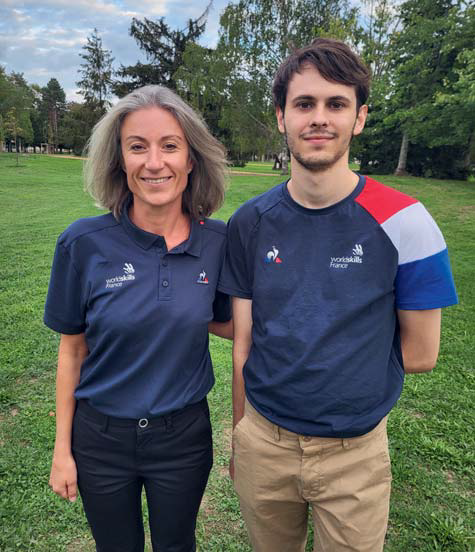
[356, 177, 458, 310]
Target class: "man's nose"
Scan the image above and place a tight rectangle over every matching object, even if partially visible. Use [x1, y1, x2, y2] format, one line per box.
[309, 104, 329, 127]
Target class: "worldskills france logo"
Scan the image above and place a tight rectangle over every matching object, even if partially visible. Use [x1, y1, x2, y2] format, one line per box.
[265, 245, 282, 264]
[105, 263, 136, 288]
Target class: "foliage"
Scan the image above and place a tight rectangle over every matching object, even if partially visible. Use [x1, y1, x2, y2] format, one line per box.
[58, 102, 103, 155]
[113, 4, 211, 97]
[359, 0, 474, 179]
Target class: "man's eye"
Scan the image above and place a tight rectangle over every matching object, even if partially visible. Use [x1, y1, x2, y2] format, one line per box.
[297, 102, 312, 109]
[330, 102, 344, 109]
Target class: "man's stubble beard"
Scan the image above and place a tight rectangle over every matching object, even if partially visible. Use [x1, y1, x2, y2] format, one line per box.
[284, 122, 356, 173]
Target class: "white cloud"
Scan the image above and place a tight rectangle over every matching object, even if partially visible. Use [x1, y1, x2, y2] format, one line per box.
[0, 0, 228, 100]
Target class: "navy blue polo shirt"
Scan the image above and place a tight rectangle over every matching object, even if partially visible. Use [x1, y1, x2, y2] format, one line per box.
[44, 201, 230, 418]
[218, 176, 457, 437]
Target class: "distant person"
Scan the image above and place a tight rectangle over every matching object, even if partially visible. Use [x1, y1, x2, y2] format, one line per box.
[45, 85, 232, 552]
[219, 38, 458, 551]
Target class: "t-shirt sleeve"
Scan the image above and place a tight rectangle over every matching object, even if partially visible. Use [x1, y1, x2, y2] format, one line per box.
[393, 203, 458, 310]
[217, 213, 255, 299]
[212, 290, 232, 322]
[44, 238, 87, 334]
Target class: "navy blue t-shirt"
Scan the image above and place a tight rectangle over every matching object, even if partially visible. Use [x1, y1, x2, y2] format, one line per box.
[44, 203, 230, 418]
[218, 176, 457, 437]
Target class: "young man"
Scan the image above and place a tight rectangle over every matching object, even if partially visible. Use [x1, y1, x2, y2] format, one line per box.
[218, 38, 458, 552]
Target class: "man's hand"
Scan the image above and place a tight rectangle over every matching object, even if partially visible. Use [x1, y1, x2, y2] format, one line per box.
[49, 452, 78, 502]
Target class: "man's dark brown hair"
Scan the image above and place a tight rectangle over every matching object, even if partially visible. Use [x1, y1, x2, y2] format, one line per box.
[272, 38, 371, 112]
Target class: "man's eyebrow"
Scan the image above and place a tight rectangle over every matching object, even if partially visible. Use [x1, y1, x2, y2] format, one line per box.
[327, 95, 352, 103]
[290, 94, 353, 103]
[291, 95, 315, 103]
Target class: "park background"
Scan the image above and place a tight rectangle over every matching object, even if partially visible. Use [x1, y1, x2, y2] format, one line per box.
[1, 0, 474, 550]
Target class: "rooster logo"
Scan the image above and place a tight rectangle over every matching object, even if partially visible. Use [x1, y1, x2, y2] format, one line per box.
[265, 245, 282, 263]
[197, 269, 209, 284]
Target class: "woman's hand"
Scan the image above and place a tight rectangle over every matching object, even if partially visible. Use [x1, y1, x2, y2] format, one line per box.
[49, 451, 78, 502]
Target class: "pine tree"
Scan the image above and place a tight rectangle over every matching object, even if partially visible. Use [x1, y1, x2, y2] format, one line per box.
[77, 28, 114, 111]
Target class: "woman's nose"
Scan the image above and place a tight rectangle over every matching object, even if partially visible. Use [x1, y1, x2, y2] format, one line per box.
[145, 148, 165, 170]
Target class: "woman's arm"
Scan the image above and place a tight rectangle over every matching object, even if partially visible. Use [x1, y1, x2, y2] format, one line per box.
[208, 319, 233, 340]
[49, 333, 88, 502]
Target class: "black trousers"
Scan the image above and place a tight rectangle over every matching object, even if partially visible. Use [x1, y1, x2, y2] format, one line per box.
[72, 398, 213, 552]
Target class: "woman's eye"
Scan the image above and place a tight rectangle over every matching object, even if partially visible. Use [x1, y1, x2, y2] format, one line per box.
[130, 144, 144, 151]
[163, 143, 178, 151]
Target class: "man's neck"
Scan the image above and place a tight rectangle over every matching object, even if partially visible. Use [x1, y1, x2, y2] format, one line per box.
[287, 161, 360, 210]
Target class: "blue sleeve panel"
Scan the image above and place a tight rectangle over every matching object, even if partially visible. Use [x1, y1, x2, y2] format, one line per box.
[395, 249, 458, 309]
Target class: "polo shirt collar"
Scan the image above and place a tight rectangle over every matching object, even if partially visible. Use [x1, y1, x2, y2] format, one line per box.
[120, 194, 202, 257]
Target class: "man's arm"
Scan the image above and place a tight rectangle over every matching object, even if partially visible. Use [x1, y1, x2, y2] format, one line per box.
[397, 308, 441, 373]
[230, 297, 253, 479]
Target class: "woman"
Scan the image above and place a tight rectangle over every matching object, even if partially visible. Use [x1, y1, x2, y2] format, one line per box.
[44, 85, 232, 552]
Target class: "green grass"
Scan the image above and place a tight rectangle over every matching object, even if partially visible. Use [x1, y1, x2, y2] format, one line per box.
[0, 154, 474, 551]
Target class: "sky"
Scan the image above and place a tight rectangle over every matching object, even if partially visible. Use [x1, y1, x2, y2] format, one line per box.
[0, 0, 231, 101]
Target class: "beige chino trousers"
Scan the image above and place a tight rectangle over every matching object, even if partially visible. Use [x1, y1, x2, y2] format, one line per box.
[233, 399, 391, 552]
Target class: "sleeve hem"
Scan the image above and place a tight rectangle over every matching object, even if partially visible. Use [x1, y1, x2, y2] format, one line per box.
[216, 285, 252, 299]
[396, 297, 458, 310]
[44, 312, 86, 335]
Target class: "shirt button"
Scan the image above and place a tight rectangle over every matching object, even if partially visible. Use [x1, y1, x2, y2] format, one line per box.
[162, 280, 169, 287]
[162, 259, 168, 267]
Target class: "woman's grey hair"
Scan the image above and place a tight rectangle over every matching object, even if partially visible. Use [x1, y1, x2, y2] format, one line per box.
[83, 85, 229, 220]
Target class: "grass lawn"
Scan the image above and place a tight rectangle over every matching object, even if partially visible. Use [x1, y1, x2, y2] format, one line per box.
[0, 154, 474, 551]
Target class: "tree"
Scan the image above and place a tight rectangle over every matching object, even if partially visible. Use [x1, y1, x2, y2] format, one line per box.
[432, 4, 475, 175]
[113, 3, 211, 97]
[215, 0, 361, 171]
[59, 101, 103, 156]
[0, 114, 5, 150]
[42, 78, 66, 152]
[357, 0, 472, 179]
[4, 108, 23, 164]
[77, 28, 114, 111]
[389, 0, 462, 176]
[175, 42, 280, 162]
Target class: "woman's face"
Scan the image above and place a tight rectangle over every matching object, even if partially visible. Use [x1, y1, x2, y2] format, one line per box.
[120, 107, 193, 215]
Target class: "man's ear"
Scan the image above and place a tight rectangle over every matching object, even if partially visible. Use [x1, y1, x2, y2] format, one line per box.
[353, 104, 368, 137]
[276, 107, 285, 134]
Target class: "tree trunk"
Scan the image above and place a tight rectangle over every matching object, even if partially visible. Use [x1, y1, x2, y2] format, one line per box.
[464, 128, 475, 174]
[394, 131, 409, 176]
[280, 140, 289, 175]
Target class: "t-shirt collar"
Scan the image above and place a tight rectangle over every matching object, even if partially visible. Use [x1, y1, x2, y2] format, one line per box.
[120, 194, 202, 256]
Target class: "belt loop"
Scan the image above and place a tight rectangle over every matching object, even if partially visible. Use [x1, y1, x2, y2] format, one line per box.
[101, 415, 109, 433]
[273, 424, 280, 442]
[165, 415, 173, 433]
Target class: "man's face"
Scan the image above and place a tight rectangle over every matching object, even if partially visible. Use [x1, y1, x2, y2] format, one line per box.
[276, 64, 367, 173]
